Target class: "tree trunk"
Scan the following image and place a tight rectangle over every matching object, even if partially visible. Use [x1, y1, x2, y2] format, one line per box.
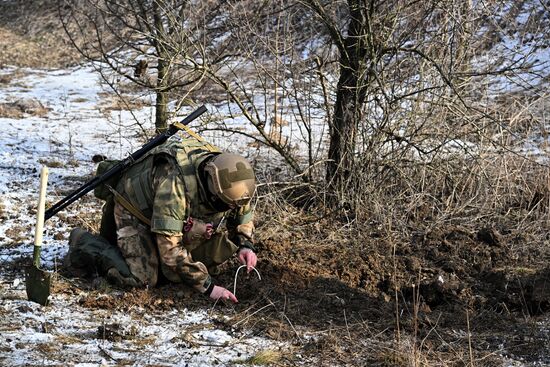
[327, 68, 363, 188]
[155, 57, 169, 133]
[153, 0, 168, 133]
[326, 0, 370, 194]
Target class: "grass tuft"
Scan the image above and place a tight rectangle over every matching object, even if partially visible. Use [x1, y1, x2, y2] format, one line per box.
[238, 349, 282, 365]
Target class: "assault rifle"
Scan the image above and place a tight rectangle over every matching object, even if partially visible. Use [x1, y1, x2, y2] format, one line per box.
[44, 105, 207, 221]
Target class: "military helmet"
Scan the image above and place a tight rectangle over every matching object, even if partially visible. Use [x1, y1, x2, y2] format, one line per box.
[203, 153, 256, 207]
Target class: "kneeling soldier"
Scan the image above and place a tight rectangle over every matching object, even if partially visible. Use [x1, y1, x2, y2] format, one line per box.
[64, 137, 257, 303]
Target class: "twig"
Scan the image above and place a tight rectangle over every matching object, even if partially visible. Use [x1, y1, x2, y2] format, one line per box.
[343, 308, 351, 341]
[208, 296, 222, 315]
[466, 309, 474, 367]
[98, 345, 118, 363]
[233, 302, 275, 327]
[280, 311, 304, 343]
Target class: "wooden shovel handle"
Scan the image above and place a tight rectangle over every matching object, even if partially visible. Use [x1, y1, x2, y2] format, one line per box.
[33, 166, 48, 267]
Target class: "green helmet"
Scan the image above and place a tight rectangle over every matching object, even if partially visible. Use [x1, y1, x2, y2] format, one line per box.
[203, 153, 256, 208]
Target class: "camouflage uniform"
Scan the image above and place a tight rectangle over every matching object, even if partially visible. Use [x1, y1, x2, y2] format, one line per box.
[67, 138, 255, 293]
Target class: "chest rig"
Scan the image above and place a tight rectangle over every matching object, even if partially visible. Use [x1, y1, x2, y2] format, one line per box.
[158, 139, 227, 225]
[116, 137, 229, 240]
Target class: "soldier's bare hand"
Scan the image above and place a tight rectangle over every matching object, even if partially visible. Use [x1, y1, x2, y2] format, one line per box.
[237, 248, 257, 273]
[210, 285, 238, 303]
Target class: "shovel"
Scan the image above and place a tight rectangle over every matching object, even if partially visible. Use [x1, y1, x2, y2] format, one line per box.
[25, 166, 52, 306]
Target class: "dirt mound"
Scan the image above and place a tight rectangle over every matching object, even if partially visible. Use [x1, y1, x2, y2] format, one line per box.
[481, 266, 550, 315]
[215, 216, 550, 365]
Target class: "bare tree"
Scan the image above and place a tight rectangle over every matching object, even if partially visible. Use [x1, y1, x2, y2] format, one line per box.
[295, 0, 550, 200]
[58, 0, 213, 132]
[59, 0, 550, 208]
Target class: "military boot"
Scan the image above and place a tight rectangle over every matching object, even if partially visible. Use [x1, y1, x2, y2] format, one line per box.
[62, 227, 88, 277]
[69, 227, 87, 246]
[106, 268, 140, 288]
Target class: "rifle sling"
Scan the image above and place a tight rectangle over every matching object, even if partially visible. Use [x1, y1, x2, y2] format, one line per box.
[106, 185, 151, 227]
[173, 122, 220, 153]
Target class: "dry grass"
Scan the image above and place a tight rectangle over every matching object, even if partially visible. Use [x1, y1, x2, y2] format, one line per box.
[344, 152, 550, 243]
[0, 103, 25, 119]
[38, 158, 64, 168]
[374, 348, 411, 367]
[98, 95, 148, 113]
[131, 336, 156, 347]
[0, 73, 15, 85]
[4, 225, 30, 244]
[0, 1, 81, 68]
[237, 349, 283, 365]
[0, 26, 78, 68]
[0, 99, 50, 118]
[54, 334, 83, 345]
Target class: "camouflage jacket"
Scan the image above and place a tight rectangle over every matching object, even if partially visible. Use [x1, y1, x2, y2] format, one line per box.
[115, 138, 255, 292]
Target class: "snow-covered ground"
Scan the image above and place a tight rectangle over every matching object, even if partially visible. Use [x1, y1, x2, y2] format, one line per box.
[1, 283, 280, 366]
[0, 66, 287, 366]
[0, 65, 151, 269]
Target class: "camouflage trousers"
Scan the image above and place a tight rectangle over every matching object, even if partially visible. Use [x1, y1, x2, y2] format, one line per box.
[66, 199, 238, 287]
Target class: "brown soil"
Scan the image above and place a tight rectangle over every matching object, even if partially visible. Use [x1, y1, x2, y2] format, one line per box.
[230, 217, 549, 365]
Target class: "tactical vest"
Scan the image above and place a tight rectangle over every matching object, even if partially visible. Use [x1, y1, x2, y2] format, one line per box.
[118, 138, 227, 233]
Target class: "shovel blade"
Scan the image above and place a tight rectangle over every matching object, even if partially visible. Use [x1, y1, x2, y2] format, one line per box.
[26, 265, 52, 306]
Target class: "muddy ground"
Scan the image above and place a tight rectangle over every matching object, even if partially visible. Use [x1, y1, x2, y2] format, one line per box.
[221, 212, 550, 365]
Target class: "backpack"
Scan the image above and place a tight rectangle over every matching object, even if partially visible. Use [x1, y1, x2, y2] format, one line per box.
[93, 159, 122, 200]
